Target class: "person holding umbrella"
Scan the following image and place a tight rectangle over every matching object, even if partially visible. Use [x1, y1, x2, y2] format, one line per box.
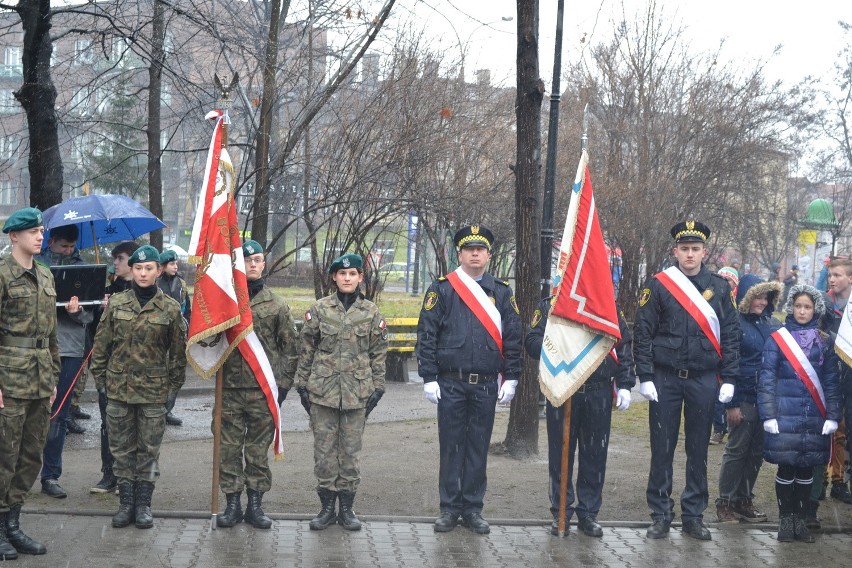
[90, 245, 187, 529]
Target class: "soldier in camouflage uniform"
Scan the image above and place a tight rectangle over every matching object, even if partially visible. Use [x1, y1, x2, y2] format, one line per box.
[0, 208, 59, 560]
[90, 245, 187, 530]
[216, 240, 299, 530]
[157, 249, 192, 426]
[296, 253, 387, 531]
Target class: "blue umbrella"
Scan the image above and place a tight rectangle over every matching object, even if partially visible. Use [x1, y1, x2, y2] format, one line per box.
[42, 194, 166, 250]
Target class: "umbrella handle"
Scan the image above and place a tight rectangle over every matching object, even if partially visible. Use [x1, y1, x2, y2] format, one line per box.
[90, 221, 100, 263]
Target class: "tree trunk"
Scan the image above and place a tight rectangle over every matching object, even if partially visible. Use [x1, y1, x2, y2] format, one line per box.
[147, 0, 165, 250]
[249, 0, 285, 247]
[504, 0, 544, 458]
[16, 0, 62, 210]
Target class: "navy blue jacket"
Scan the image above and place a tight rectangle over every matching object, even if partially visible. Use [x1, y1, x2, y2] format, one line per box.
[758, 316, 842, 467]
[731, 275, 782, 408]
[416, 272, 522, 382]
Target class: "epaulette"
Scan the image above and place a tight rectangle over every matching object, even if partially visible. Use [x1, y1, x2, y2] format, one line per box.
[496, 279, 510, 286]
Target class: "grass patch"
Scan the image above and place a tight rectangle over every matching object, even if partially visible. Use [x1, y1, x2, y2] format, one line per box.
[611, 400, 650, 438]
[271, 286, 424, 320]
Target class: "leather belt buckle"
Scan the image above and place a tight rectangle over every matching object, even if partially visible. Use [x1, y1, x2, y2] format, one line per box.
[677, 369, 689, 379]
[468, 373, 479, 384]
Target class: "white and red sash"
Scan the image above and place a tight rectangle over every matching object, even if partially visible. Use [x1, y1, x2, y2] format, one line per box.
[445, 267, 504, 383]
[656, 266, 721, 357]
[772, 328, 827, 417]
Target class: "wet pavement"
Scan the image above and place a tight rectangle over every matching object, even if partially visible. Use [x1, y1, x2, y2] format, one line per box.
[9, 513, 852, 567]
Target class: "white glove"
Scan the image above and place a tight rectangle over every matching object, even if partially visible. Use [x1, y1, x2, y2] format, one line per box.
[822, 419, 839, 435]
[718, 383, 735, 404]
[639, 381, 658, 402]
[763, 419, 779, 434]
[498, 380, 518, 405]
[423, 381, 441, 404]
[616, 389, 631, 411]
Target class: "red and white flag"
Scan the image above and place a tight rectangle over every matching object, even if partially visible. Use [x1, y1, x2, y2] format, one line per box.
[539, 149, 621, 406]
[187, 110, 283, 456]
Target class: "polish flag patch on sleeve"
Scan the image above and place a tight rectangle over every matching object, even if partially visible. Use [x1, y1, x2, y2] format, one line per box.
[379, 319, 386, 329]
[305, 312, 312, 321]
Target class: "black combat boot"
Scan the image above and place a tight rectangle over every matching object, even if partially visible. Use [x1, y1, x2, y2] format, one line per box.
[5, 505, 46, 555]
[134, 481, 155, 529]
[309, 489, 338, 531]
[0, 513, 18, 560]
[113, 481, 135, 528]
[244, 488, 272, 529]
[217, 492, 244, 528]
[337, 491, 362, 531]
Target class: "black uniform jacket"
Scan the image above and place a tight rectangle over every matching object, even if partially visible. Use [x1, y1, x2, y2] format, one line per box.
[416, 272, 521, 383]
[525, 296, 636, 390]
[633, 264, 740, 384]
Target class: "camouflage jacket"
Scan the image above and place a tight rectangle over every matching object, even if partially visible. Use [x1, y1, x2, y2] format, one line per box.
[296, 294, 387, 410]
[222, 287, 299, 390]
[0, 256, 60, 399]
[90, 288, 187, 404]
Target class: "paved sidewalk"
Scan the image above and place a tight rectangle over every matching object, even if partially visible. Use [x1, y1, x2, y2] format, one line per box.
[10, 512, 852, 567]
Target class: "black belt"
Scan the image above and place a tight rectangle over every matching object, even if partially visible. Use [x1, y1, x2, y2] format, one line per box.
[575, 380, 611, 393]
[659, 366, 703, 379]
[440, 371, 499, 384]
[0, 335, 49, 349]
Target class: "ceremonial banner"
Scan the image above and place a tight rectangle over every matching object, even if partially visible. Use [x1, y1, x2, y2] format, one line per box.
[539, 149, 621, 406]
[187, 110, 283, 456]
[836, 299, 852, 368]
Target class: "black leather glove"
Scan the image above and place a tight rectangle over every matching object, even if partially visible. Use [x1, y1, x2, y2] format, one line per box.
[365, 388, 384, 418]
[165, 390, 178, 412]
[277, 388, 289, 406]
[296, 386, 311, 415]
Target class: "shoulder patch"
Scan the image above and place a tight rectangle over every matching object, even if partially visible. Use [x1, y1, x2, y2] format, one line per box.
[639, 287, 651, 307]
[496, 279, 510, 286]
[531, 309, 542, 328]
[423, 291, 438, 311]
[510, 295, 519, 314]
[305, 312, 312, 321]
[702, 289, 714, 301]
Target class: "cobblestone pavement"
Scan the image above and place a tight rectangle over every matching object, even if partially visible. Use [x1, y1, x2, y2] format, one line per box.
[10, 513, 852, 567]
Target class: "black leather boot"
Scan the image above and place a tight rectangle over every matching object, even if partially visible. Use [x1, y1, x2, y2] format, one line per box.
[5, 505, 46, 555]
[337, 491, 362, 531]
[217, 492, 244, 528]
[134, 481, 155, 529]
[112, 481, 135, 528]
[309, 489, 338, 531]
[244, 488, 272, 529]
[0, 513, 18, 560]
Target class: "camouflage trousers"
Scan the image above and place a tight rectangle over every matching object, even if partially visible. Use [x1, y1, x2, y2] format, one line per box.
[215, 387, 275, 493]
[0, 397, 50, 511]
[106, 400, 166, 486]
[311, 404, 366, 492]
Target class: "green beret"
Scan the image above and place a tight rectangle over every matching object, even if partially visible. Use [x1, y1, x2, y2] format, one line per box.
[329, 253, 363, 273]
[129, 244, 161, 265]
[242, 239, 264, 257]
[3, 207, 44, 234]
[158, 250, 177, 264]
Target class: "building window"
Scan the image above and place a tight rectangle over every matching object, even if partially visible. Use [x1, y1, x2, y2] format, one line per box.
[0, 89, 17, 114]
[0, 180, 15, 206]
[74, 39, 93, 65]
[0, 136, 19, 161]
[0, 48, 22, 78]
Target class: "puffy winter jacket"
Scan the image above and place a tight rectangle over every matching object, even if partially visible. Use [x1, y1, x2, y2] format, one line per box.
[758, 316, 842, 467]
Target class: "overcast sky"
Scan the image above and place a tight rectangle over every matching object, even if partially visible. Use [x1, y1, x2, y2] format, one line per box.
[400, 0, 848, 88]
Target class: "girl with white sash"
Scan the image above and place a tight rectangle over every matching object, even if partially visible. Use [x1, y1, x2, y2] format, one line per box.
[757, 284, 841, 543]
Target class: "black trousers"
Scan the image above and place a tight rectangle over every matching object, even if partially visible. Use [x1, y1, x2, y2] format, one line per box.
[646, 367, 717, 523]
[436, 377, 498, 516]
[546, 382, 612, 521]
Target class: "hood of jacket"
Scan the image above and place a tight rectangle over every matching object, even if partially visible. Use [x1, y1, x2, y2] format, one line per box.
[737, 274, 783, 316]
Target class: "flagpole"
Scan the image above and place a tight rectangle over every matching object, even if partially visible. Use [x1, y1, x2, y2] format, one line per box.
[558, 398, 572, 536]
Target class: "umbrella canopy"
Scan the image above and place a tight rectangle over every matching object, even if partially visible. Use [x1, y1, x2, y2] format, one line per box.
[42, 194, 166, 250]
